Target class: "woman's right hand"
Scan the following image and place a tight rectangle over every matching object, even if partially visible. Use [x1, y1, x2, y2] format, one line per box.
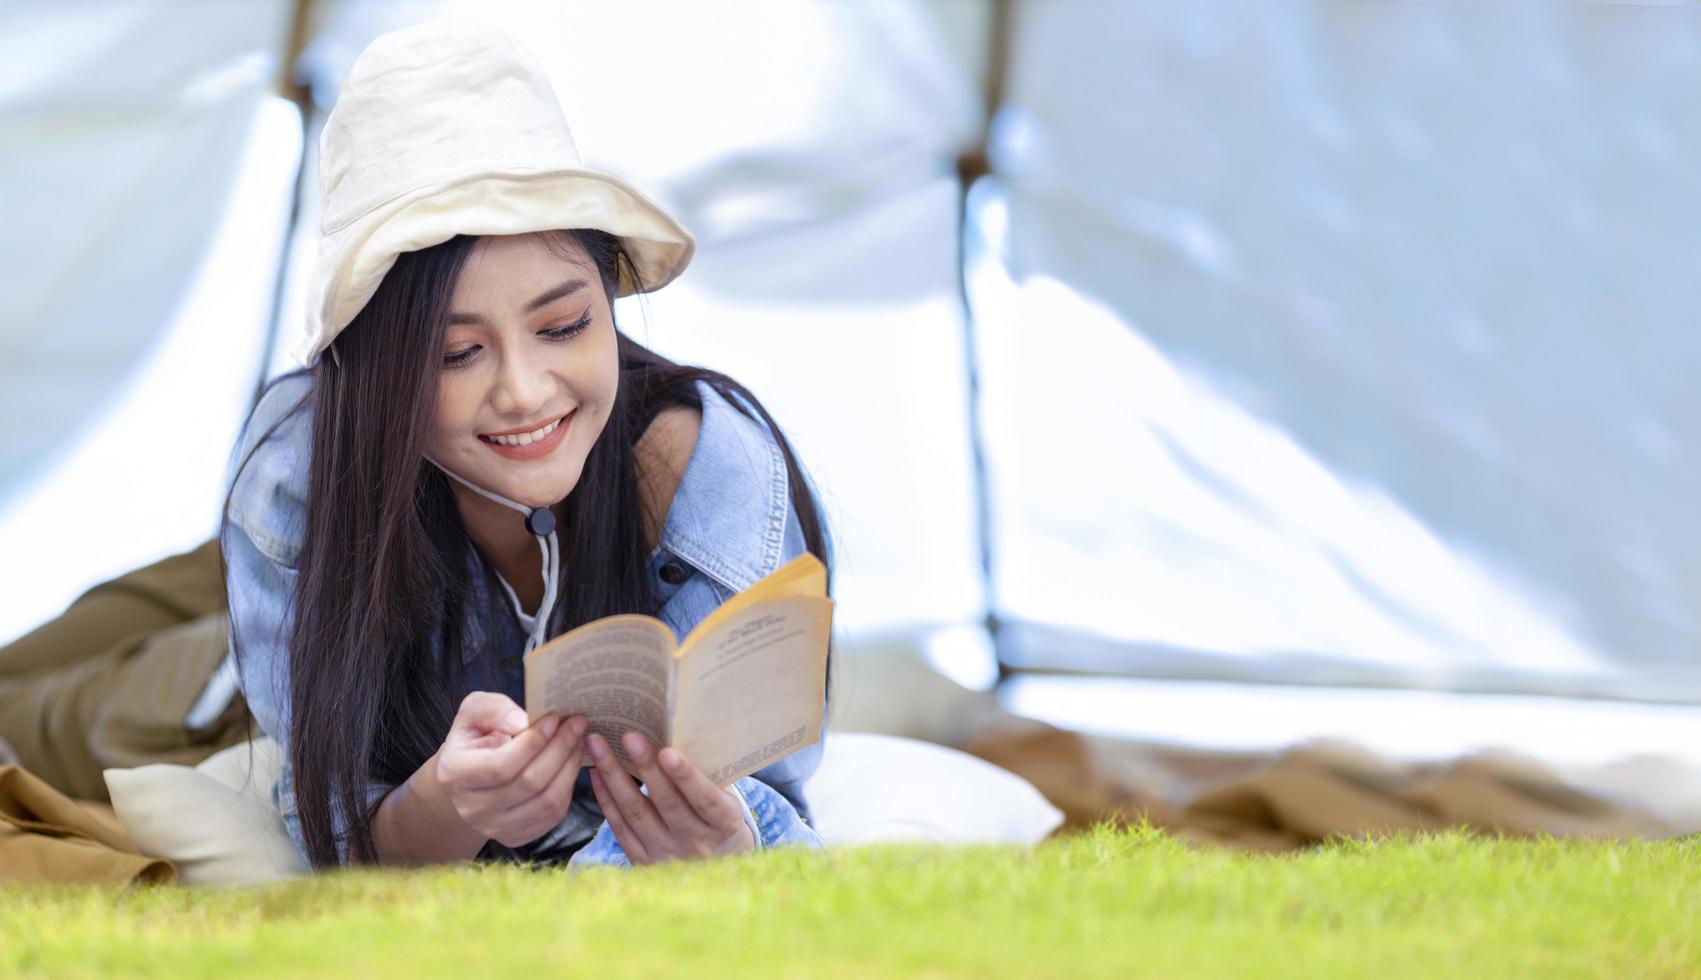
[435, 691, 587, 848]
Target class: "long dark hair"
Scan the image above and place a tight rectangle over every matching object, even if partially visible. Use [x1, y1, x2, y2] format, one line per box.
[226, 229, 832, 869]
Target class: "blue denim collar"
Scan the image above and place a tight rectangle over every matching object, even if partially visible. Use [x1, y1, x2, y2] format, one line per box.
[656, 381, 792, 597]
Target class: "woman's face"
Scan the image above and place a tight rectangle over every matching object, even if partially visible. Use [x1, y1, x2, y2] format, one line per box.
[426, 230, 618, 509]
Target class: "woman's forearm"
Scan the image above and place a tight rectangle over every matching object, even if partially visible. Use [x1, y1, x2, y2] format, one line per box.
[373, 747, 490, 865]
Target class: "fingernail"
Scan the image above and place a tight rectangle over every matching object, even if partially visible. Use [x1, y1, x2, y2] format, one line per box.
[624, 731, 645, 757]
[589, 733, 606, 760]
[660, 747, 683, 771]
[541, 717, 559, 738]
[569, 715, 587, 737]
[506, 710, 528, 732]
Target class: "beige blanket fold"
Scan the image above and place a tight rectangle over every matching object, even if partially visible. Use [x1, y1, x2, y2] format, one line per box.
[0, 763, 176, 886]
[960, 723, 1679, 851]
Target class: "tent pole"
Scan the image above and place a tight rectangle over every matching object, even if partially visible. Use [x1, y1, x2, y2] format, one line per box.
[955, 0, 1014, 687]
[248, 0, 318, 413]
[189, 0, 320, 736]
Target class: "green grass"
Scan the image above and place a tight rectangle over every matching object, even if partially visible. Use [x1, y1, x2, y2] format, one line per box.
[2, 823, 1697, 978]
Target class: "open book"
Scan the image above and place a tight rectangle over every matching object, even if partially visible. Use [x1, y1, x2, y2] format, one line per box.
[523, 552, 832, 787]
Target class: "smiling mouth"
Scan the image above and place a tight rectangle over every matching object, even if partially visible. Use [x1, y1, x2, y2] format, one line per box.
[479, 411, 571, 447]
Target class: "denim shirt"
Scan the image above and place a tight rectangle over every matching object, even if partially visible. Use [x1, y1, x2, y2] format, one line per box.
[222, 370, 828, 869]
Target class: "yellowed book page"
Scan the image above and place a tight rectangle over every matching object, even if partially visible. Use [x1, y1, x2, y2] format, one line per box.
[523, 614, 675, 777]
[678, 552, 828, 653]
[669, 594, 833, 787]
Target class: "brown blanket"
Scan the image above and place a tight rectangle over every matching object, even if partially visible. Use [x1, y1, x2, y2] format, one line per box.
[961, 722, 1678, 850]
[0, 764, 174, 886]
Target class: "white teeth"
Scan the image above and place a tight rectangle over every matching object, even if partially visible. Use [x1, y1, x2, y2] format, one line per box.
[487, 416, 561, 447]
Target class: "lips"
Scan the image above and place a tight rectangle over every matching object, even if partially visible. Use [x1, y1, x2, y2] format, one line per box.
[479, 409, 574, 459]
[481, 413, 567, 446]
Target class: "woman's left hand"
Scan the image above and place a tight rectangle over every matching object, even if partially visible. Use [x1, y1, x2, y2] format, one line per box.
[585, 730, 755, 864]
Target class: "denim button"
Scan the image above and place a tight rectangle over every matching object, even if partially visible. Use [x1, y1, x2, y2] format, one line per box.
[659, 561, 689, 586]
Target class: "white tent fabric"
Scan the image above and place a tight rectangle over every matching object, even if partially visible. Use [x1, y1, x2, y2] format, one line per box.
[3, 1, 1697, 709]
[982, 1, 1701, 700]
[0, 2, 292, 490]
[616, 178, 986, 639]
[0, 2, 297, 637]
[0, 1, 290, 479]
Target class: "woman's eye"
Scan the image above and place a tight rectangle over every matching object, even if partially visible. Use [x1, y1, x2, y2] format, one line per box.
[443, 345, 479, 367]
[541, 313, 592, 341]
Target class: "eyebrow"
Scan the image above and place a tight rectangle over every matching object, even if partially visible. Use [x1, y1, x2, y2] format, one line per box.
[447, 278, 588, 325]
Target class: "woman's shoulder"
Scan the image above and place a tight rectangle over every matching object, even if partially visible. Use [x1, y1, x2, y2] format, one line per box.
[635, 399, 703, 553]
[224, 371, 316, 568]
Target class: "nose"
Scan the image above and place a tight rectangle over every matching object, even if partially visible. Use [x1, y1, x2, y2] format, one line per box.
[488, 344, 554, 419]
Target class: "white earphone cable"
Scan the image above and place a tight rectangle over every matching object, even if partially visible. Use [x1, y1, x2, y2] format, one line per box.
[424, 455, 560, 654]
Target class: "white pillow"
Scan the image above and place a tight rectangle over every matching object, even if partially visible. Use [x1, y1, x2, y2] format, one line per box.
[805, 732, 1065, 846]
[103, 730, 1063, 884]
[104, 738, 308, 887]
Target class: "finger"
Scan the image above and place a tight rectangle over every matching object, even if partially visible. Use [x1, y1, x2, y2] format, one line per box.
[591, 768, 651, 864]
[461, 715, 559, 790]
[507, 717, 581, 801]
[453, 691, 529, 737]
[622, 732, 709, 837]
[587, 732, 667, 854]
[502, 737, 584, 833]
[453, 716, 583, 803]
[655, 745, 744, 828]
[438, 729, 523, 789]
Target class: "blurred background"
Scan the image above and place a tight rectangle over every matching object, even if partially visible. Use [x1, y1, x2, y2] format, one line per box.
[4, 1, 1701, 831]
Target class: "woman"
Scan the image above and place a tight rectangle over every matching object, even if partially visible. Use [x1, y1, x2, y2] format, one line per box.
[228, 22, 833, 870]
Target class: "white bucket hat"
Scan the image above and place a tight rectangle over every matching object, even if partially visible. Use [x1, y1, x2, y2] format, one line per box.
[296, 19, 695, 366]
